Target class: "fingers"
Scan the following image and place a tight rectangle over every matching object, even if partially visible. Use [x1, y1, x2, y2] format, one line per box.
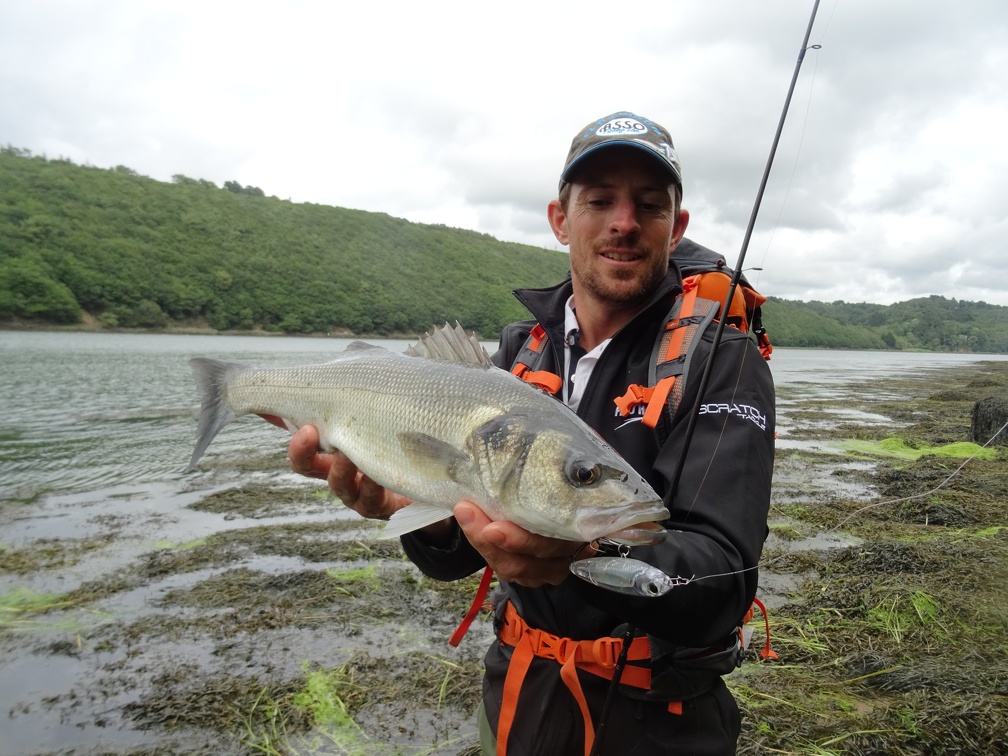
[327, 448, 408, 520]
[288, 425, 332, 479]
[454, 501, 577, 587]
[287, 426, 408, 521]
[327, 447, 362, 506]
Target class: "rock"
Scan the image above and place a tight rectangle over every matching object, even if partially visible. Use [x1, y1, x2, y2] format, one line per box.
[970, 396, 1008, 446]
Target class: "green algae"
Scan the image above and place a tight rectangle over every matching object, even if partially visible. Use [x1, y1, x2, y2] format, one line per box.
[841, 436, 999, 461]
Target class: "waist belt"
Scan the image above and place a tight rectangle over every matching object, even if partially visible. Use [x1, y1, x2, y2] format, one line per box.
[495, 601, 681, 756]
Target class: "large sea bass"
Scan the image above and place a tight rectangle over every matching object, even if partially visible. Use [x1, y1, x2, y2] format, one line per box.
[188, 324, 668, 544]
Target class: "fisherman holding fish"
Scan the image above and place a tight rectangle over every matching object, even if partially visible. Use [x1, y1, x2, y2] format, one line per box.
[284, 113, 775, 755]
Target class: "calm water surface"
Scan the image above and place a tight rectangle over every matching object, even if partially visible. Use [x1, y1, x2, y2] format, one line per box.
[1, 330, 1004, 501]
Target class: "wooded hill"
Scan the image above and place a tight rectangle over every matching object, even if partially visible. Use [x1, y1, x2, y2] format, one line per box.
[2, 148, 1007, 352]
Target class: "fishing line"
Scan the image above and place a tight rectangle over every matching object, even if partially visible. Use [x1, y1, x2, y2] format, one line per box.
[668, 0, 824, 499]
[758, 45, 821, 269]
[663, 414, 1008, 588]
[590, 5, 825, 755]
[831, 418, 1008, 531]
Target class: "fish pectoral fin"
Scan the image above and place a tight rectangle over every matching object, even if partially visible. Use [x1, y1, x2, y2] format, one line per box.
[380, 502, 453, 539]
[257, 413, 295, 432]
[397, 431, 472, 482]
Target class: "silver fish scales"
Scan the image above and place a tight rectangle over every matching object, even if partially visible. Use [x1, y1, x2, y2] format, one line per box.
[188, 324, 669, 545]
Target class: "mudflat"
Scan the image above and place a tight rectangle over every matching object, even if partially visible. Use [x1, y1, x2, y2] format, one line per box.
[2, 360, 1006, 755]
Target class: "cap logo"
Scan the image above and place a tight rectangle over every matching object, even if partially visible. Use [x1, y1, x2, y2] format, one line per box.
[595, 118, 649, 138]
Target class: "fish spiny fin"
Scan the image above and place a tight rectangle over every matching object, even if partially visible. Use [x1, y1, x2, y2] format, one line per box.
[406, 322, 492, 367]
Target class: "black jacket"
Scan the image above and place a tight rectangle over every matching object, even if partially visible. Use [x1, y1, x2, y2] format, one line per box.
[401, 252, 775, 752]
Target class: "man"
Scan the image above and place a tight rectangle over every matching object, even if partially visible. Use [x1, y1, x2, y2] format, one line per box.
[289, 112, 775, 755]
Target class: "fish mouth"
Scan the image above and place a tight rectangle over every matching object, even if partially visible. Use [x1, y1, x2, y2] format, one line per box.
[579, 505, 670, 545]
[604, 520, 667, 546]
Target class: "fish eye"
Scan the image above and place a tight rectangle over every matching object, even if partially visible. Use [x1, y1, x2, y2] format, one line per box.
[569, 462, 601, 486]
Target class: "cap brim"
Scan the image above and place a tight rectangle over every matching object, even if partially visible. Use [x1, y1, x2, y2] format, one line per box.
[560, 142, 682, 187]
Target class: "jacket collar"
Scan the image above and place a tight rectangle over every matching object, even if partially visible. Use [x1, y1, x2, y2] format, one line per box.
[512, 256, 685, 334]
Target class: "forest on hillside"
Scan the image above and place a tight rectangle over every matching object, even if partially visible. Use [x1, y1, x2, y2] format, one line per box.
[0, 148, 570, 338]
[2, 148, 1008, 352]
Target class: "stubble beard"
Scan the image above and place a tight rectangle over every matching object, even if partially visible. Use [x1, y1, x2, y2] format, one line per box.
[577, 240, 668, 309]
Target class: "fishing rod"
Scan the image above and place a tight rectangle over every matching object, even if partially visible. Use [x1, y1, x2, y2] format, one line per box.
[590, 3, 823, 755]
[667, 0, 822, 497]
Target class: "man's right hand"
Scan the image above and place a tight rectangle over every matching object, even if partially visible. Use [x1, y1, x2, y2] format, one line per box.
[288, 425, 411, 521]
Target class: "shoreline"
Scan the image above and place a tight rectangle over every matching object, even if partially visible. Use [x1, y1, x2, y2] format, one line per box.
[2, 322, 1006, 355]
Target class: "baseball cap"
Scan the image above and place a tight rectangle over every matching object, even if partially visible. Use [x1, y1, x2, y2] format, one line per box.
[559, 112, 682, 192]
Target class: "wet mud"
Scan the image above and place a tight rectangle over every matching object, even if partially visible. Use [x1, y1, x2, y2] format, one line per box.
[2, 360, 1008, 754]
[745, 360, 1008, 754]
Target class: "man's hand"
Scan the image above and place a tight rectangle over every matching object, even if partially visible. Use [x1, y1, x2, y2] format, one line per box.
[288, 425, 411, 521]
[288, 426, 586, 574]
[454, 501, 586, 587]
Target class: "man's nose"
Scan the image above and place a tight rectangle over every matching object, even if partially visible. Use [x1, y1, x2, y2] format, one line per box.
[609, 197, 641, 236]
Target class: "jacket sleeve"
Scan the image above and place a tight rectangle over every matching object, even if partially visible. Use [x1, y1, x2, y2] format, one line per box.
[397, 323, 535, 581]
[571, 330, 775, 648]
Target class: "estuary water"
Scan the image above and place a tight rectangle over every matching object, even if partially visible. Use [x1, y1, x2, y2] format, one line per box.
[1, 329, 1004, 503]
[1, 330, 1006, 754]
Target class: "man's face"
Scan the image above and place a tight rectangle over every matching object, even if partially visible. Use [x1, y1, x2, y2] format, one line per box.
[549, 147, 687, 311]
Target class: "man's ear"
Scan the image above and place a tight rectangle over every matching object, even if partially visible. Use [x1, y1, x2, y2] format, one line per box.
[547, 199, 569, 246]
[669, 208, 690, 251]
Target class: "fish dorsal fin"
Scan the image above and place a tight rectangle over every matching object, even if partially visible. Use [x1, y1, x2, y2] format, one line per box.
[406, 322, 493, 367]
[346, 340, 382, 352]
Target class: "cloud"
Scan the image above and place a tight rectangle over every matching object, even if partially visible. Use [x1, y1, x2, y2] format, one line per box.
[2, 0, 1008, 305]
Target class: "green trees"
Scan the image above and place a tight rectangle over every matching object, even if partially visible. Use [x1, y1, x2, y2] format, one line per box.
[0, 149, 571, 337]
[2, 148, 1008, 352]
[0, 255, 81, 323]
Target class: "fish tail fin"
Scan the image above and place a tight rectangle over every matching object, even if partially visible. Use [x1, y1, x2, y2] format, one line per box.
[188, 357, 247, 470]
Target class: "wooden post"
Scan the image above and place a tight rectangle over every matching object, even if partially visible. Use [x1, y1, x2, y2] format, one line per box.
[971, 396, 1008, 446]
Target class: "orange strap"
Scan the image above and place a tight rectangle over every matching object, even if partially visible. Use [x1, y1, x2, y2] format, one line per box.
[641, 375, 677, 429]
[508, 323, 565, 395]
[511, 365, 563, 394]
[448, 566, 495, 647]
[657, 278, 699, 361]
[746, 596, 778, 661]
[526, 323, 548, 351]
[614, 278, 701, 425]
[496, 602, 677, 756]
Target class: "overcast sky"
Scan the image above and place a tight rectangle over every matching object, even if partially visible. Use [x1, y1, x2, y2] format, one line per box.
[3, 1, 1006, 306]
